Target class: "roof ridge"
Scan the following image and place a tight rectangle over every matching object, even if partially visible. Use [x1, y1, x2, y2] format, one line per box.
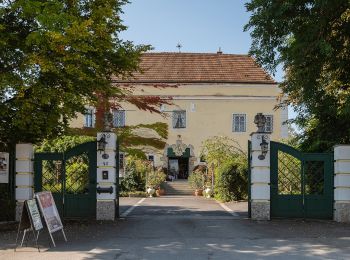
[143, 52, 250, 57]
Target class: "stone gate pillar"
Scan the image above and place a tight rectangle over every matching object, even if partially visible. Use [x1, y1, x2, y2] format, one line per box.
[250, 133, 271, 220]
[96, 132, 117, 221]
[334, 145, 350, 222]
[15, 143, 34, 221]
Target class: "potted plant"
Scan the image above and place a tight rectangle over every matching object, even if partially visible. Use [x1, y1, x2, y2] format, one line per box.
[188, 171, 205, 196]
[156, 182, 166, 196]
[203, 184, 213, 198]
[147, 168, 166, 197]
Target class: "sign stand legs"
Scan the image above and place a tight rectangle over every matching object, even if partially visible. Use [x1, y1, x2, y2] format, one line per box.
[48, 228, 67, 248]
[49, 232, 56, 248]
[62, 229, 67, 242]
[14, 228, 40, 252]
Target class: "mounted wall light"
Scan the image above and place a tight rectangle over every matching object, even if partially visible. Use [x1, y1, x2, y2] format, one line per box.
[258, 135, 269, 160]
[97, 134, 107, 154]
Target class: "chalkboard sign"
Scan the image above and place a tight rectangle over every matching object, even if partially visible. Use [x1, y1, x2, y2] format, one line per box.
[15, 199, 43, 251]
[26, 199, 43, 231]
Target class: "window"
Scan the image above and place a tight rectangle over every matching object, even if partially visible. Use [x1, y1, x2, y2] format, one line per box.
[264, 115, 273, 133]
[232, 114, 246, 132]
[148, 155, 155, 166]
[172, 110, 186, 128]
[113, 110, 125, 128]
[119, 153, 124, 170]
[84, 109, 95, 128]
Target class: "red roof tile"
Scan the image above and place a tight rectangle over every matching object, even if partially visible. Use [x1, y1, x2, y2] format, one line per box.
[113, 52, 276, 84]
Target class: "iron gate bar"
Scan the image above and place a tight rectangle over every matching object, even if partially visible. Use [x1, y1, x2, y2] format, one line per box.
[34, 141, 97, 219]
[270, 141, 333, 219]
[248, 140, 251, 218]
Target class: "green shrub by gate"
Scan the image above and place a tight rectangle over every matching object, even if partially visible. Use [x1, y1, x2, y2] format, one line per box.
[34, 141, 97, 218]
[270, 141, 333, 219]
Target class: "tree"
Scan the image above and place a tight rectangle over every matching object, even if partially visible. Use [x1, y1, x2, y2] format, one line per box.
[0, 0, 168, 146]
[200, 136, 248, 201]
[245, 1, 350, 151]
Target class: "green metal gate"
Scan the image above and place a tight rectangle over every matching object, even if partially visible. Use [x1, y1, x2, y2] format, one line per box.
[34, 141, 97, 218]
[248, 140, 252, 218]
[270, 141, 333, 219]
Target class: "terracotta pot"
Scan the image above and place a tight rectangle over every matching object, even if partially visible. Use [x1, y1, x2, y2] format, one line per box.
[194, 189, 203, 196]
[156, 189, 165, 196]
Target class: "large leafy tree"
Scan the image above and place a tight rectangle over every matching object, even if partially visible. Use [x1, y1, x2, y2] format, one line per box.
[0, 0, 167, 146]
[245, 1, 350, 151]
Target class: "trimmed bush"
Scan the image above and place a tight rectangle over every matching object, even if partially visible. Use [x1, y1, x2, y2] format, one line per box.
[188, 171, 205, 190]
[121, 156, 152, 192]
[214, 156, 248, 202]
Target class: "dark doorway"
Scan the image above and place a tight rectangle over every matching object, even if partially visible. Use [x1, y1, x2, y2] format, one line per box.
[168, 157, 189, 179]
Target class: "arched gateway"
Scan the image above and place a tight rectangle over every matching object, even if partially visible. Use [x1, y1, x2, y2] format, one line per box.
[161, 135, 196, 180]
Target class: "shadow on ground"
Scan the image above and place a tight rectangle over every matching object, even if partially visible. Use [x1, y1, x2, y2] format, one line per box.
[1, 203, 350, 259]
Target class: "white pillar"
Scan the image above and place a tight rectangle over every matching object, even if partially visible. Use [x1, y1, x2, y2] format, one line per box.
[96, 132, 117, 220]
[250, 133, 271, 220]
[15, 143, 34, 221]
[334, 145, 350, 222]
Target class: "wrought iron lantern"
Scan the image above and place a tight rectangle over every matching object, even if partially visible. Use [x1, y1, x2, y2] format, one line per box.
[254, 113, 266, 133]
[258, 135, 269, 160]
[97, 134, 107, 153]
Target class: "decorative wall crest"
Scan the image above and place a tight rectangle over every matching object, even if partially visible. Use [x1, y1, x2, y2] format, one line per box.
[171, 135, 188, 156]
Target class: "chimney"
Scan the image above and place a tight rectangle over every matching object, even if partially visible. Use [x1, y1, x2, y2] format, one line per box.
[217, 47, 223, 54]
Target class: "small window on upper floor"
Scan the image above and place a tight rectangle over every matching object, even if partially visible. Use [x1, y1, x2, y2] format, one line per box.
[264, 115, 273, 133]
[173, 110, 186, 129]
[84, 108, 95, 128]
[113, 110, 125, 128]
[232, 114, 246, 132]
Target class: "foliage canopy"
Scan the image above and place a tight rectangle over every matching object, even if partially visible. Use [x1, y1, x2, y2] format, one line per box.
[200, 136, 248, 202]
[245, 0, 350, 151]
[0, 0, 156, 145]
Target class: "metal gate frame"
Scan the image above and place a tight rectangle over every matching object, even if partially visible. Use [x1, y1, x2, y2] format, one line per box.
[248, 140, 252, 218]
[270, 141, 333, 219]
[34, 141, 97, 218]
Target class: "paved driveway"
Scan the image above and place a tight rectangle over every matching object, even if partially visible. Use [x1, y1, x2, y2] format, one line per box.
[1, 196, 350, 259]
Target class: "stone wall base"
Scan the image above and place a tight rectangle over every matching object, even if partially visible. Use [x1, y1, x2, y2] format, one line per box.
[251, 201, 270, 220]
[334, 202, 350, 222]
[15, 201, 24, 222]
[96, 200, 116, 221]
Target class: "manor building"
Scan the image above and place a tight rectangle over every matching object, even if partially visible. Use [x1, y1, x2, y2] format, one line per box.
[71, 52, 287, 178]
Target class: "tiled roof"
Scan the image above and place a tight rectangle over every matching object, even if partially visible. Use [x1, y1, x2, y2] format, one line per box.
[113, 52, 276, 84]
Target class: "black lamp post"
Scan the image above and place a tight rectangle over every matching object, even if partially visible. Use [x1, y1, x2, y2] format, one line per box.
[97, 135, 107, 154]
[258, 136, 269, 160]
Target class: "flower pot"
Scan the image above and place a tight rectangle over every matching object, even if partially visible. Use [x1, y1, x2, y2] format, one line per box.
[194, 189, 203, 196]
[204, 187, 212, 198]
[146, 187, 155, 197]
[156, 188, 165, 196]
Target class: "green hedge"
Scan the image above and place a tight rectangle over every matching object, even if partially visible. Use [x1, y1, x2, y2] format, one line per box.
[214, 158, 248, 202]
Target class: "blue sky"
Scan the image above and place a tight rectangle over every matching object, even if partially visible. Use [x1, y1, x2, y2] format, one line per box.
[120, 0, 294, 118]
